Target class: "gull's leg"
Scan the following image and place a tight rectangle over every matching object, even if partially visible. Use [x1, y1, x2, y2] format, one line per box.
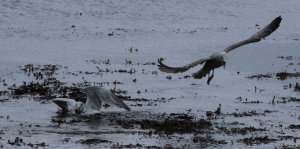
[206, 70, 211, 84]
[207, 70, 211, 79]
[207, 69, 214, 85]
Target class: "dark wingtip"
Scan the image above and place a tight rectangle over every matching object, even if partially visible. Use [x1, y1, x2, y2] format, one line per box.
[157, 58, 170, 72]
[125, 106, 131, 111]
[276, 16, 282, 23]
[52, 100, 69, 112]
[120, 102, 131, 111]
[157, 58, 164, 67]
[52, 100, 64, 106]
[111, 94, 131, 111]
[272, 16, 282, 29]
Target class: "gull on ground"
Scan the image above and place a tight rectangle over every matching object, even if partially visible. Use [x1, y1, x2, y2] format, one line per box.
[158, 16, 282, 85]
[52, 86, 131, 114]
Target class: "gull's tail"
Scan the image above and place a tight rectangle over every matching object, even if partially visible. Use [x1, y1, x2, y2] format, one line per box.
[192, 68, 210, 79]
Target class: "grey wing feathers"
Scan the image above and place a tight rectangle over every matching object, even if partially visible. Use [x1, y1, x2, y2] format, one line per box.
[223, 16, 282, 53]
[157, 58, 207, 73]
[95, 88, 131, 111]
[86, 90, 102, 111]
[109, 93, 131, 111]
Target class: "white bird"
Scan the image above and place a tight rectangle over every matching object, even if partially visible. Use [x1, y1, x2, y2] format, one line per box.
[158, 16, 282, 85]
[52, 86, 131, 114]
[52, 98, 83, 114]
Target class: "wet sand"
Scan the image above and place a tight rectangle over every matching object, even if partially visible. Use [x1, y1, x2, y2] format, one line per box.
[0, 0, 299, 148]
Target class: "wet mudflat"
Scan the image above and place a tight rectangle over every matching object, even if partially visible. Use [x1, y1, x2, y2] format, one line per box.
[0, 56, 299, 148]
[0, 0, 300, 148]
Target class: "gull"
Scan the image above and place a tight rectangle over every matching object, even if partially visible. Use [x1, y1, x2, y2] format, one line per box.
[158, 16, 282, 85]
[52, 86, 131, 114]
[52, 98, 83, 114]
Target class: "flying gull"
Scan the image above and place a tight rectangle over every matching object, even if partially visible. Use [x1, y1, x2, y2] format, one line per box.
[158, 16, 282, 85]
[52, 86, 131, 114]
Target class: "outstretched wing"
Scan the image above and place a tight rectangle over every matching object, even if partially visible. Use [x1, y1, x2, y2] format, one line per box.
[157, 58, 208, 73]
[107, 93, 131, 111]
[89, 86, 131, 111]
[86, 88, 103, 111]
[223, 16, 282, 53]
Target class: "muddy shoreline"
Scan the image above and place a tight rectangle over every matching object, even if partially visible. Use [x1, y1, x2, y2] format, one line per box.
[0, 58, 299, 148]
[1, 0, 300, 148]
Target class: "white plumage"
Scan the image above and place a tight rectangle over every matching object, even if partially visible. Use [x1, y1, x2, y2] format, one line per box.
[52, 86, 131, 114]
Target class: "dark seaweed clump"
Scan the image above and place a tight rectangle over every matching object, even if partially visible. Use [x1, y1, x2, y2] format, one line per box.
[7, 137, 47, 148]
[76, 138, 111, 145]
[116, 113, 212, 135]
[217, 126, 266, 135]
[247, 72, 300, 80]
[276, 72, 300, 80]
[275, 144, 300, 149]
[238, 136, 277, 145]
[192, 136, 227, 146]
[247, 73, 272, 79]
[228, 110, 265, 117]
[111, 143, 143, 148]
[294, 83, 300, 92]
[278, 97, 300, 104]
[288, 124, 300, 129]
[8, 64, 86, 101]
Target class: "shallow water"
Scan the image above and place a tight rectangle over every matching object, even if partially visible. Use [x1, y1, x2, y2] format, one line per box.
[0, 0, 299, 148]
